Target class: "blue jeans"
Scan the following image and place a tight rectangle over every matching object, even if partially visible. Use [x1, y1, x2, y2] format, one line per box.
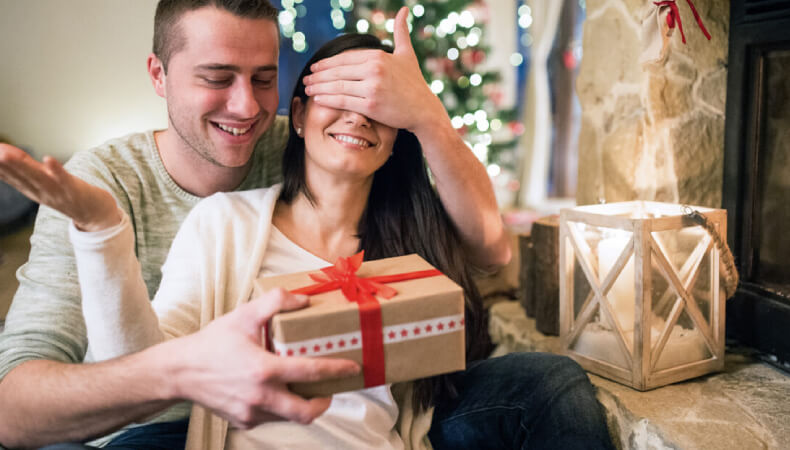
[38, 418, 188, 450]
[428, 352, 614, 450]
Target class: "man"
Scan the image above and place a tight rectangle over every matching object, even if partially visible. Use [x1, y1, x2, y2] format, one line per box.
[0, 1, 516, 448]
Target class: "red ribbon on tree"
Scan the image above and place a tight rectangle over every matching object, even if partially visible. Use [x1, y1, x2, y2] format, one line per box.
[654, 0, 711, 44]
[284, 251, 442, 388]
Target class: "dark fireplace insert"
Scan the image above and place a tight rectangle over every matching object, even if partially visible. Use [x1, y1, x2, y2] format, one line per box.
[723, 0, 790, 368]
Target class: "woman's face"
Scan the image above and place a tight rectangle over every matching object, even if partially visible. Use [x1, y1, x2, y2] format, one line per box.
[291, 86, 397, 183]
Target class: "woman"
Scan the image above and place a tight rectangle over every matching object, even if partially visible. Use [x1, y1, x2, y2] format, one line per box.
[55, 33, 489, 449]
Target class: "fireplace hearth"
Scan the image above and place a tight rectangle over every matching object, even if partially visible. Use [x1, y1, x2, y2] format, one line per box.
[723, 0, 790, 368]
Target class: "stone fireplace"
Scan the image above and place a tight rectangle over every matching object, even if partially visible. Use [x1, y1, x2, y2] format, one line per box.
[576, 0, 790, 367]
[575, 0, 728, 208]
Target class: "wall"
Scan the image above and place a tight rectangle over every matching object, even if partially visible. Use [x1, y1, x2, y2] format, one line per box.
[0, 0, 165, 161]
[575, 0, 729, 207]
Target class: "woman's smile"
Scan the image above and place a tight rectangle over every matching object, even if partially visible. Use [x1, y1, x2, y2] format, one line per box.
[330, 133, 375, 149]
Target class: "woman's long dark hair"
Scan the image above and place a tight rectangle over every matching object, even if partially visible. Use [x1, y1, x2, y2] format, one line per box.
[279, 33, 492, 411]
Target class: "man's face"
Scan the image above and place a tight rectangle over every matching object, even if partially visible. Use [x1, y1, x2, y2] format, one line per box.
[156, 7, 279, 168]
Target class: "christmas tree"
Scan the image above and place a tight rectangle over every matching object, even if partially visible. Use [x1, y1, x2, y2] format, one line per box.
[273, 0, 354, 114]
[349, 1, 521, 175]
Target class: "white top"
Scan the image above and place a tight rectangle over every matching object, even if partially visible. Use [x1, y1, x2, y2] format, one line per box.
[227, 226, 403, 449]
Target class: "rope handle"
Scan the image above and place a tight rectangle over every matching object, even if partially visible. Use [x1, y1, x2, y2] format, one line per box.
[681, 206, 739, 299]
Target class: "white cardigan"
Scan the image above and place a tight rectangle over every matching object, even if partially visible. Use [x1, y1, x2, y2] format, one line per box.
[70, 185, 433, 450]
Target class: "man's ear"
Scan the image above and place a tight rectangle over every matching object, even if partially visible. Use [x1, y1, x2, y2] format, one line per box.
[291, 97, 306, 133]
[147, 53, 167, 99]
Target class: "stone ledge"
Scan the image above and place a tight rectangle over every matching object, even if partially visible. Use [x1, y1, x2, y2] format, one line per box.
[489, 301, 790, 449]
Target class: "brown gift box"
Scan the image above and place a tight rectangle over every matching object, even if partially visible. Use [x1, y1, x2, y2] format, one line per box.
[254, 254, 466, 397]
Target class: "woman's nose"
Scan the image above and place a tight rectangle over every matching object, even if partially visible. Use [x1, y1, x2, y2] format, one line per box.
[342, 110, 371, 127]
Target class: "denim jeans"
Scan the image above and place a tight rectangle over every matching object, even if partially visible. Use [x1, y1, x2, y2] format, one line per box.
[429, 352, 614, 450]
[38, 418, 188, 450]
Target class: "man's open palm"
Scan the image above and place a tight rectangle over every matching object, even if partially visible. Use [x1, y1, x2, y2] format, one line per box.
[0, 144, 119, 231]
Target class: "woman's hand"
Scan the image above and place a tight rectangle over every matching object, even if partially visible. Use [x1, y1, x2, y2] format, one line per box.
[0, 143, 120, 231]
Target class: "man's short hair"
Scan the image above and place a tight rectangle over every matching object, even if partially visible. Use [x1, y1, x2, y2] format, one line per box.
[153, 0, 279, 72]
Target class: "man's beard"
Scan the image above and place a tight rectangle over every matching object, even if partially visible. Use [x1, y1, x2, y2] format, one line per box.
[168, 109, 226, 168]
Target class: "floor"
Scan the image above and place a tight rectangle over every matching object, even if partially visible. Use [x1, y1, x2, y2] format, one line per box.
[489, 300, 790, 450]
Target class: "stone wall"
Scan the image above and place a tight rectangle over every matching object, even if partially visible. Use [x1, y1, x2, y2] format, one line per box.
[575, 0, 729, 207]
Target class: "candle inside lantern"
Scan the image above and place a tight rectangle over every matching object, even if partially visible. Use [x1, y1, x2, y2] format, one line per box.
[597, 235, 635, 332]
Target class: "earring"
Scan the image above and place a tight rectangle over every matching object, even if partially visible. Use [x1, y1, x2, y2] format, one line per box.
[296, 127, 303, 137]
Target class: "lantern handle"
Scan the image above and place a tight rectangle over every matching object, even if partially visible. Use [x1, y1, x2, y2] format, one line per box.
[682, 206, 739, 299]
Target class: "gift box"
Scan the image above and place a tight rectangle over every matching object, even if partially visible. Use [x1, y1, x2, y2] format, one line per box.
[255, 252, 466, 397]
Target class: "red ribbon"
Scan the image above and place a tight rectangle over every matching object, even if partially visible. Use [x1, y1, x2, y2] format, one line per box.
[654, 0, 711, 44]
[288, 251, 442, 388]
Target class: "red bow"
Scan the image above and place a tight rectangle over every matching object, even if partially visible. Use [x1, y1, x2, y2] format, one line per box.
[290, 251, 442, 387]
[654, 0, 711, 44]
[293, 251, 397, 301]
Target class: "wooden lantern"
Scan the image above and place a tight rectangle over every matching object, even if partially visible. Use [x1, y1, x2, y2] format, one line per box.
[559, 201, 727, 390]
